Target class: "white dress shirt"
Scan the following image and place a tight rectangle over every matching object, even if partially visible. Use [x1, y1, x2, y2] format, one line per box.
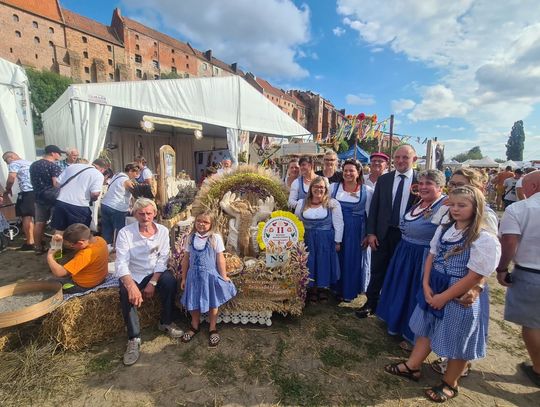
[392, 168, 414, 219]
[115, 222, 170, 283]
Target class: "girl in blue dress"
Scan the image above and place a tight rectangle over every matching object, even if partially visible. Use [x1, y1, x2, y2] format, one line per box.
[180, 211, 237, 347]
[384, 186, 500, 403]
[377, 170, 446, 345]
[294, 176, 344, 303]
[331, 159, 373, 301]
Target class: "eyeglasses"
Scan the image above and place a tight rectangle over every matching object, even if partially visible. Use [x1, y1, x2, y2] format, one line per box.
[448, 181, 467, 188]
[324, 159, 336, 162]
[312, 185, 326, 190]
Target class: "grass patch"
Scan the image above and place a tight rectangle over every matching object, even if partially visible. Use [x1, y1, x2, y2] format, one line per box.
[178, 347, 197, 365]
[240, 353, 269, 383]
[87, 353, 117, 373]
[335, 325, 366, 346]
[314, 323, 330, 340]
[490, 287, 506, 305]
[203, 352, 236, 385]
[271, 368, 326, 406]
[491, 317, 520, 336]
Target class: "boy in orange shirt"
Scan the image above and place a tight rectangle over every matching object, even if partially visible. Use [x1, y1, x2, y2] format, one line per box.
[47, 223, 108, 293]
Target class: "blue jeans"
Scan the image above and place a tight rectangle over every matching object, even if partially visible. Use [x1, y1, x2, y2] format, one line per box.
[101, 204, 128, 244]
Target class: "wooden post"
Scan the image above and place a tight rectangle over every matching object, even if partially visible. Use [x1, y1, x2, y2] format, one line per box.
[389, 114, 394, 167]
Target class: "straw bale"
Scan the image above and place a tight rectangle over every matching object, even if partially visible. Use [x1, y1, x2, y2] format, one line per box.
[40, 288, 161, 350]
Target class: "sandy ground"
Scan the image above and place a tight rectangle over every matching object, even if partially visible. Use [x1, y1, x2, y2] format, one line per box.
[0, 237, 539, 406]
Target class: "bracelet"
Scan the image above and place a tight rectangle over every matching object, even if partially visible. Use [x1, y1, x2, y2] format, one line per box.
[476, 283, 485, 292]
[496, 267, 508, 274]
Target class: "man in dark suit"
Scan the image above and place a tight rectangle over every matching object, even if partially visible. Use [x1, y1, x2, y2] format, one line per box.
[356, 144, 418, 318]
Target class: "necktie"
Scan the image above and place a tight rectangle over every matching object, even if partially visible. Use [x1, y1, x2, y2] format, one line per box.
[391, 174, 406, 226]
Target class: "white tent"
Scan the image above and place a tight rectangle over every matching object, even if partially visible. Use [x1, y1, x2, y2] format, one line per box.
[463, 157, 500, 168]
[0, 57, 35, 192]
[501, 160, 518, 169]
[42, 76, 310, 174]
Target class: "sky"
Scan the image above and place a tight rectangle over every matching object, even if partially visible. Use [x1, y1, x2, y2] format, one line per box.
[61, 0, 540, 161]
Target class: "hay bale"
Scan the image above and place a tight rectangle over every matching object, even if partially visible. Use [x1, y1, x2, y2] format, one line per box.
[40, 288, 161, 350]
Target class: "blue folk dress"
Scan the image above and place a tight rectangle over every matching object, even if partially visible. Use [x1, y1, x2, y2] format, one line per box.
[297, 176, 309, 201]
[332, 183, 368, 300]
[298, 202, 341, 288]
[409, 229, 490, 360]
[181, 235, 237, 313]
[376, 197, 445, 342]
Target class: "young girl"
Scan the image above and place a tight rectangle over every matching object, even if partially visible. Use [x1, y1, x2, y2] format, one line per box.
[294, 176, 343, 303]
[384, 186, 501, 403]
[180, 212, 237, 347]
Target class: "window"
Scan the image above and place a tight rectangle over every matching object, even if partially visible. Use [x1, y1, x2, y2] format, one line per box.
[135, 34, 139, 40]
[33, 21, 38, 29]
[154, 74, 159, 80]
[83, 51, 88, 59]
[172, 58, 175, 63]
[135, 69, 142, 78]
[49, 27, 54, 34]
[202, 63, 207, 71]
[186, 63, 189, 69]
[108, 59, 113, 66]
[134, 54, 142, 63]
[171, 49, 175, 54]
[49, 41, 54, 47]
[152, 60, 159, 69]
[84, 67, 90, 74]
[15, 31, 21, 38]
[109, 73, 114, 80]
[86, 80, 90, 83]
[171, 67, 177, 73]
[214, 67, 218, 75]
[153, 51, 157, 57]
[186, 55, 189, 59]
[34, 36, 40, 44]
[10, 48, 13, 53]
[35, 54, 38, 59]
[107, 45, 112, 52]
[153, 41, 157, 47]
[13, 14, 19, 22]
[82, 36, 87, 43]
[135, 44, 140, 51]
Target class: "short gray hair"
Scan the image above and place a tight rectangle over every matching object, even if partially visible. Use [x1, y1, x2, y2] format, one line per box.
[418, 169, 446, 187]
[132, 198, 157, 214]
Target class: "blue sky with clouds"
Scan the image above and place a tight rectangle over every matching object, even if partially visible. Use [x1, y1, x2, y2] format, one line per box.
[62, 0, 540, 160]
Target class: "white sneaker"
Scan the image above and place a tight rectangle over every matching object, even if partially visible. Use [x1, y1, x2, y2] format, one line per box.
[158, 322, 184, 338]
[123, 337, 141, 366]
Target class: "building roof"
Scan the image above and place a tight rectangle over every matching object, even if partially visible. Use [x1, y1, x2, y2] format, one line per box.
[62, 9, 122, 46]
[2, 0, 63, 23]
[122, 16, 195, 56]
[255, 77, 284, 97]
[191, 48, 235, 74]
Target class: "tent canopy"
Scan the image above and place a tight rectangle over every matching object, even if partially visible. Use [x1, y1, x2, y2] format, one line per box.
[0, 57, 35, 192]
[463, 157, 500, 168]
[338, 145, 370, 163]
[42, 76, 310, 163]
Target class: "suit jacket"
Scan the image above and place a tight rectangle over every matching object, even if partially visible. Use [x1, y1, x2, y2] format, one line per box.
[366, 170, 418, 240]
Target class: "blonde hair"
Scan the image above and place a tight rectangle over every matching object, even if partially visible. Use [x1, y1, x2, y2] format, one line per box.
[451, 168, 487, 191]
[303, 176, 332, 211]
[190, 211, 219, 249]
[444, 185, 485, 258]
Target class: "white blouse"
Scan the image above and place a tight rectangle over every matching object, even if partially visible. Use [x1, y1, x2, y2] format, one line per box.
[429, 224, 501, 277]
[331, 183, 374, 214]
[184, 233, 225, 252]
[431, 203, 499, 235]
[288, 177, 312, 209]
[294, 198, 344, 243]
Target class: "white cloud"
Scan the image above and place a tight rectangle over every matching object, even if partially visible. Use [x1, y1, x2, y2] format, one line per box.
[333, 27, 346, 37]
[336, 0, 540, 158]
[314, 74, 324, 80]
[123, 0, 310, 79]
[346, 93, 376, 105]
[391, 98, 415, 113]
[435, 124, 466, 132]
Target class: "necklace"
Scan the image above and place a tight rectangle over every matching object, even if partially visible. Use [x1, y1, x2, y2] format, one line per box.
[342, 183, 360, 197]
[410, 198, 440, 219]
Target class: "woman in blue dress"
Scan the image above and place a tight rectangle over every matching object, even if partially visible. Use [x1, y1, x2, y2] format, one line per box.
[294, 176, 344, 303]
[288, 156, 317, 209]
[376, 170, 446, 345]
[330, 159, 373, 301]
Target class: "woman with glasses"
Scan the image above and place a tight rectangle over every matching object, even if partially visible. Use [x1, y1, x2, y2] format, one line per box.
[316, 150, 343, 183]
[294, 176, 344, 303]
[288, 156, 317, 209]
[330, 159, 373, 302]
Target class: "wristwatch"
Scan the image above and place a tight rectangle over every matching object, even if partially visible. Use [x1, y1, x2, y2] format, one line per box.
[149, 280, 158, 287]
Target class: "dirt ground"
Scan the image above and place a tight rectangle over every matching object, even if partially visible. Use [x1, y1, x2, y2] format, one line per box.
[0, 236, 539, 407]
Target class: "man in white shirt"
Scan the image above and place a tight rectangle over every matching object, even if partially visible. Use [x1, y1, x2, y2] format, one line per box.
[50, 159, 107, 233]
[502, 169, 522, 208]
[497, 170, 540, 387]
[364, 152, 389, 188]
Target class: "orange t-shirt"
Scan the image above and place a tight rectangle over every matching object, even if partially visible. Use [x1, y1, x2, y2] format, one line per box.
[496, 171, 514, 186]
[64, 236, 108, 288]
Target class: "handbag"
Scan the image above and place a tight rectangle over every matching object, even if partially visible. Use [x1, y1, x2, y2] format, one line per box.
[37, 166, 94, 205]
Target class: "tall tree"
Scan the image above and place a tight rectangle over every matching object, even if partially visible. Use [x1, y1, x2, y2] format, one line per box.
[26, 69, 73, 134]
[452, 145, 483, 162]
[506, 120, 525, 161]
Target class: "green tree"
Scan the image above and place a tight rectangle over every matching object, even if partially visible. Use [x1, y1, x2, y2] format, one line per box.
[26, 69, 73, 134]
[160, 71, 181, 79]
[506, 120, 525, 161]
[452, 146, 483, 162]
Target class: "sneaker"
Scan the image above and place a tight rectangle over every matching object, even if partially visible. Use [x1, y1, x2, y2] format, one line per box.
[158, 322, 184, 338]
[18, 243, 36, 252]
[431, 357, 472, 377]
[123, 337, 141, 366]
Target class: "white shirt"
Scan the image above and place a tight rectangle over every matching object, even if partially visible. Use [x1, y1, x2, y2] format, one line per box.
[184, 233, 225, 252]
[288, 177, 312, 208]
[331, 183, 374, 214]
[392, 168, 414, 219]
[430, 225, 501, 277]
[102, 173, 132, 212]
[503, 177, 519, 202]
[499, 191, 540, 269]
[431, 203, 499, 236]
[115, 222, 170, 283]
[57, 164, 104, 207]
[294, 198, 344, 242]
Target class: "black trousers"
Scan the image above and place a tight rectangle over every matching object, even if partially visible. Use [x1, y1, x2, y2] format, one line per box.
[119, 270, 177, 339]
[365, 227, 402, 311]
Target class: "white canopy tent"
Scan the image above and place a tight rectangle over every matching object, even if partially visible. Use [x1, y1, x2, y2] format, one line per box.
[462, 157, 500, 168]
[42, 76, 310, 175]
[0, 57, 36, 194]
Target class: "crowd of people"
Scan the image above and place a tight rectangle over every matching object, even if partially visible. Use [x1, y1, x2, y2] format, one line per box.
[1, 144, 539, 400]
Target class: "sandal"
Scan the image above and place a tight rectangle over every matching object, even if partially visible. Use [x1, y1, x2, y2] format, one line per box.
[425, 380, 459, 403]
[384, 361, 421, 382]
[399, 340, 414, 352]
[181, 325, 199, 343]
[208, 330, 220, 348]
